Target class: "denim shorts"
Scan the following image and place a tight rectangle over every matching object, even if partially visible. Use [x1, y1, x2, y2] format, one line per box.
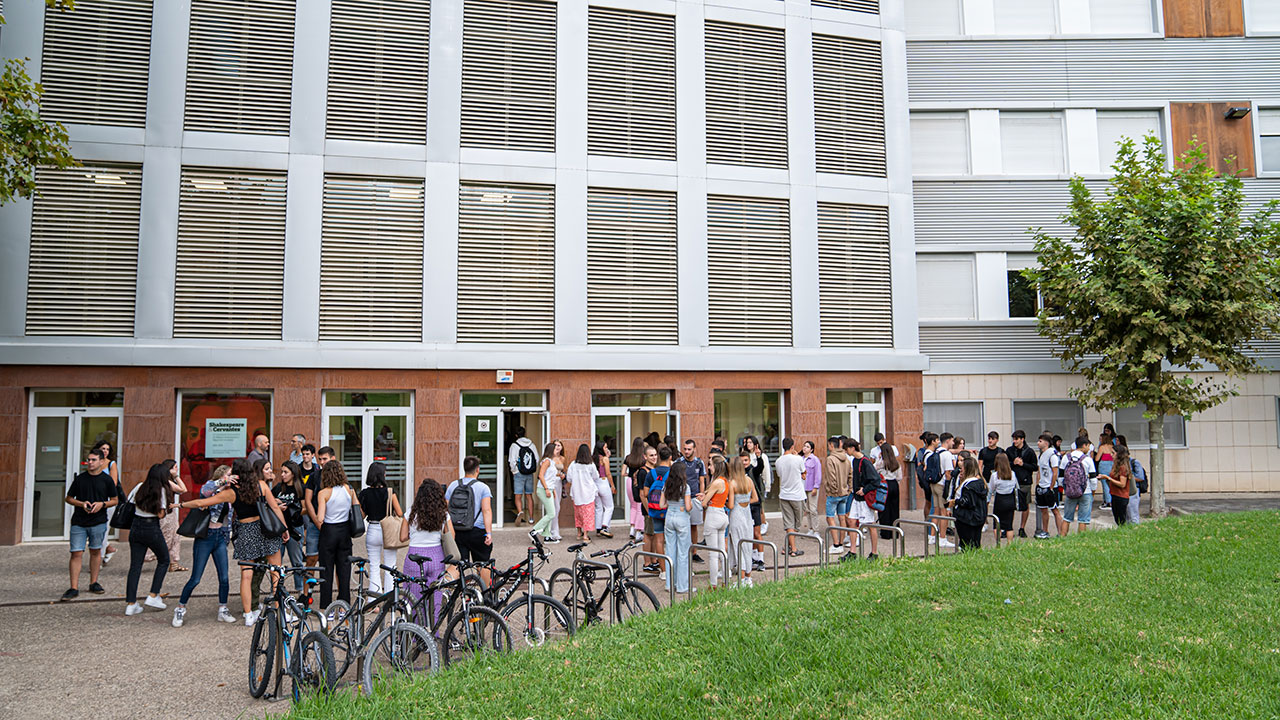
[825, 494, 850, 517]
[513, 473, 534, 495]
[70, 522, 108, 552]
[650, 515, 666, 534]
[303, 516, 320, 556]
[1063, 493, 1092, 524]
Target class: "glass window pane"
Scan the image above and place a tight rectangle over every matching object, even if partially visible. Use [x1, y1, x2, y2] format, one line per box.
[1247, 1, 1280, 32]
[1114, 405, 1186, 447]
[1261, 136, 1280, 174]
[905, 0, 963, 35]
[179, 391, 272, 494]
[328, 414, 363, 479]
[1089, 0, 1154, 33]
[1008, 270, 1039, 317]
[370, 416, 407, 500]
[1011, 400, 1084, 439]
[917, 257, 975, 320]
[1001, 112, 1065, 174]
[32, 416, 70, 538]
[462, 392, 545, 408]
[1097, 110, 1161, 172]
[994, 0, 1057, 34]
[590, 392, 669, 408]
[323, 391, 411, 407]
[826, 390, 883, 405]
[910, 113, 969, 175]
[33, 390, 124, 407]
[923, 402, 983, 446]
[714, 391, 783, 511]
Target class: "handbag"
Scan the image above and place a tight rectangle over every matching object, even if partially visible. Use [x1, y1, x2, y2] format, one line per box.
[380, 493, 407, 549]
[177, 506, 212, 539]
[258, 497, 287, 535]
[109, 495, 135, 530]
[347, 488, 366, 538]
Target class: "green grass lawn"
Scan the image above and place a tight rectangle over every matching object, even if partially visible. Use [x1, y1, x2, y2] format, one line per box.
[290, 511, 1280, 719]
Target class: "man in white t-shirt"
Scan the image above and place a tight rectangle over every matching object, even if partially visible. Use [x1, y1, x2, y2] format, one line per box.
[1058, 436, 1097, 536]
[935, 433, 957, 548]
[775, 438, 807, 557]
[1034, 433, 1065, 538]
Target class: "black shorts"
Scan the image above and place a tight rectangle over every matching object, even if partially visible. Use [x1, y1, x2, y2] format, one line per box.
[454, 527, 491, 562]
[1015, 483, 1031, 512]
[750, 502, 762, 527]
[1035, 487, 1058, 510]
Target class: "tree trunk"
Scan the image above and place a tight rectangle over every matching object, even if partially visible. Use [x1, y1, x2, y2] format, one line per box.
[1149, 416, 1166, 517]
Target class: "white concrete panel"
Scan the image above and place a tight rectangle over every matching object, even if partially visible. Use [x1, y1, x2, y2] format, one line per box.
[1064, 108, 1100, 175]
[962, 0, 996, 34]
[281, 155, 324, 342]
[1058, 0, 1092, 34]
[423, 163, 459, 344]
[974, 251, 1008, 320]
[968, 110, 1003, 174]
[133, 146, 182, 339]
[554, 169, 589, 346]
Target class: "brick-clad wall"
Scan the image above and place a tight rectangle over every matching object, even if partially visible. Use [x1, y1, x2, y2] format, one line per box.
[1, 366, 923, 543]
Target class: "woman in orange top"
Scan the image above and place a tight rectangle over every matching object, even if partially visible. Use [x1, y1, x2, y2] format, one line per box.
[1105, 445, 1134, 526]
[696, 455, 731, 589]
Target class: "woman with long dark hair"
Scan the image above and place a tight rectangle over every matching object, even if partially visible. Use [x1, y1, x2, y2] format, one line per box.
[531, 440, 564, 543]
[400, 478, 452, 626]
[660, 462, 692, 594]
[94, 440, 123, 564]
[358, 461, 403, 593]
[273, 460, 306, 593]
[698, 455, 731, 588]
[172, 464, 238, 628]
[591, 441, 615, 539]
[124, 462, 177, 616]
[875, 440, 903, 540]
[143, 459, 187, 572]
[566, 443, 600, 543]
[180, 457, 286, 625]
[316, 460, 361, 610]
[624, 437, 647, 541]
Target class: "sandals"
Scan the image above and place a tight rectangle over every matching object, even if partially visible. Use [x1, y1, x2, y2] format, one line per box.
[169, 563, 189, 572]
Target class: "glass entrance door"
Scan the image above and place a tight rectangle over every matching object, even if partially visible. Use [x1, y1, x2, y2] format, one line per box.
[25, 391, 124, 541]
[590, 392, 673, 525]
[322, 392, 413, 504]
[825, 390, 886, 447]
[461, 392, 548, 528]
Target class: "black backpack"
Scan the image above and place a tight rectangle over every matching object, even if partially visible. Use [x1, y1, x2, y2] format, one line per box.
[449, 479, 477, 532]
[515, 444, 537, 475]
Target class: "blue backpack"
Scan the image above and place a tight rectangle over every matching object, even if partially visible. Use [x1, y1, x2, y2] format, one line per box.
[923, 451, 942, 485]
[647, 469, 667, 519]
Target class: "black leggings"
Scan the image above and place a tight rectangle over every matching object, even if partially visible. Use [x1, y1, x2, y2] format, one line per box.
[956, 522, 983, 551]
[318, 523, 352, 609]
[1111, 496, 1129, 526]
[127, 516, 170, 603]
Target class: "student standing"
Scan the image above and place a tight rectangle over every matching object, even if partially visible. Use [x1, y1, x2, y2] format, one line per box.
[591, 441, 616, 539]
[297, 444, 322, 567]
[848, 440, 882, 559]
[673, 440, 708, 561]
[821, 436, 853, 556]
[801, 441, 822, 532]
[173, 464, 238, 627]
[124, 463, 178, 615]
[61, 448, 117, 601]
[726, 454, 758, 587]
[698, 456, 731, 588]
[1005, 430, 1038, 538]
[1115, 435, 1144, 524]
[446, 456, 495, 587]
[874, 439, 902, 543]
[145, 460, 187, 572]
[660, 462, 693, 594]
[1105, 445, 1134, 526]
[1095, 431, 1115, 510]
[566, 444, 600, 543]
[775, 439, 807, 557]
[531, 440, 563, 543]
[743, 436, 772, 569]
[93, 440, 122, 565]
[623, 438, 648, 541]
[952, 457, 987, 551]
[936, 433, 957, 548]
[272, 460, 307, 593]
[1059, 437, 1096, 536]
[316, 460, 361, 610]
[401, 478, 452, 627]
[989, 453, 1017, 542]
[642, 446, 672, 576]
[508, 427, 539, 527]
[977, 432, 1002, 485]
[358, 462, 403, 594]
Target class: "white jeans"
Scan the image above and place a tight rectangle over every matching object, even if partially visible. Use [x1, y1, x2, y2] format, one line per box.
[594, 478, 614, 530]
[703, 506, 730, 587]
[363, 523, 398, 594]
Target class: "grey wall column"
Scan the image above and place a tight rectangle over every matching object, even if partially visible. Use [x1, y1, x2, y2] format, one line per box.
[675, 2, 708, 348]
[786, 9, 820, 349]
[423, 0, 464, 344]
[554, 0, 589, 347]
[882, 13, 920, 352]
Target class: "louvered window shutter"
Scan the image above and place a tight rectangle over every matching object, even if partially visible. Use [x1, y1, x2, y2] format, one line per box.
[327, 0, 429, 143]
[185, 0, 296, 135]
[586, 188, 678, 344]
[174, 168, 287, 338]
[706, 195, 791, 346]
[587, 7, 676, 160]
[26, 164, 142, 336]
[457, 183, 556, 343]
[40, 0, 152, 127]
[993, 0, 1057, 34]
[817, 203, 892, 347]
[320, 176, 424, 341]
[460, 0, 557, 152]
[811, 0, 879, 13]
[1088, 0, 1154, 33]
[704, 21, 788, 169]
[905, 0, 964, 35]
[813, 34, 885, 177]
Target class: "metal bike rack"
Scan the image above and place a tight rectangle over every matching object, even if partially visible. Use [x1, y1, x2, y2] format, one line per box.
[533, 576, 551, 595]
[859, 523, 906, 558]
[893, 518, 939, 558]
[736, 539, 779, 585]
[631, 551, 675, 607]
[987, 513, 1001, 548]
[824, 525, 867, 561]
[571, 557, 614, 627]
[689, 543, 730, 591]
[927, 514, 956, 554]
[783, 531, 826, 576]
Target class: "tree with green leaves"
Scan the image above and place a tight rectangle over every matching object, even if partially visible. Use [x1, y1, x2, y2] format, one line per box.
[1027, 135, 1280, 517]
[1, 0, 77, 205]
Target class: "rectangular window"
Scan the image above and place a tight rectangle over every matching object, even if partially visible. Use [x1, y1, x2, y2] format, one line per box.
[1247, 0, 1280, 33]
[916, 256, 975, 320]
[1012, 400, 1084, 439]
[179, 391, 272, 494]
[993, 0, 1058, 34]
[905, 0, 963, 36]
[817, 203, 893, 347]
[1007, 270, 1040, 318]
[714, 390, 783, 510]
[706, 195, 792, 346]
[586, 188, 679, 345]
[924, 402, 984, 447]
[910, 113, 969, 175]
[1260, 108, 1280, 173]
[1000, 112, 1065, 174]
[812, 34, 885, 177]
[326, 0, 430, 143]
[185, 0, 296, 135]
[1089, 0, 1155, 33]
[704, 21, 788, 169]
[1115, 405, 1187, 448]
[40, 0, 153, 127]
[587, 7, 676, 160]
[461, 0, 558, 152]
[27, 164, 142, 336]
[1097, 110, 1162, 172]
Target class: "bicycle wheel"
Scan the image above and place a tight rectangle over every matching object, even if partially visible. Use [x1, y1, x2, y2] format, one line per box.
[442, 606, 512, 665]
[360, 622, 441, 696]
[500, 593, 575, 648]
[324, 601, 355, 678]
[615, 580, 660, 621]
[548, 568, 592, 616]
[248, 609, 276, 699]
[291, 630, 337, 700]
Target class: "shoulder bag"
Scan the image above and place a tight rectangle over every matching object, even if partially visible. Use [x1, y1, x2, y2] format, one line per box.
[380, 492, 407, 549]
[177, 506, 212, 539]
[257, 495, 287, 535]
[109, 488, 136, 530]
[346, 487, 366, 538]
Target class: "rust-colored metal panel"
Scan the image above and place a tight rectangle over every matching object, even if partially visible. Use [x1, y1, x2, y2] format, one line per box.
[1172, 102, 1256, 176]
[1163, 0, 1243, 37]
[1207, 0, 1244, 36]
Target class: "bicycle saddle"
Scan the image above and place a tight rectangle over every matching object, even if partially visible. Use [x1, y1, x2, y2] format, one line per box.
[407, 553, 432, 564]
[567, 543, 587, 552]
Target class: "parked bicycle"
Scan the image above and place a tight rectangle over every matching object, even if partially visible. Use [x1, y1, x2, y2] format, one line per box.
[550, 539, 660, 626]
[402, 554, 513, 665]
[479, 536, 574, 648]
[322, 555, 440, 694]
[240, 562, 335, 701]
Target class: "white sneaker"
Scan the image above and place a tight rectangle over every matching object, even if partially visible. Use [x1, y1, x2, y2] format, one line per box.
[217, 607, 237, 624]
[244, 610, 259, 627]
[742, 577, 754, 588]
[659, 571, 667, 581]
[103, 548, 116, 565]
[144, 595, 167, 610]
[761, 522, 769, 535]
[938, 538, 955, 548]
[125, 603, 143, 616]
[172, 606, 186, 627]
[827, 544, 844, 555]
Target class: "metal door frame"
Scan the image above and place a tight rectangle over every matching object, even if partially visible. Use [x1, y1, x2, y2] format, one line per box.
[459, 392, 547, 529]
[322, 393, 415, 504]
[24, 394, 123, 543]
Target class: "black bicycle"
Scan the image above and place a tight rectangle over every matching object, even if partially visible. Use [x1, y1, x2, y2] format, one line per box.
[241, 562, 336, 701]
[322, 556, 440, 694]
[481, 537, 575, 648]
[550, 539, 660, 626]
[402, 554, 513, 665]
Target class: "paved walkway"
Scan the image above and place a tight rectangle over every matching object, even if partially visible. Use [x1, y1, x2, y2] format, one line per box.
[0, 491, 1259, 719]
